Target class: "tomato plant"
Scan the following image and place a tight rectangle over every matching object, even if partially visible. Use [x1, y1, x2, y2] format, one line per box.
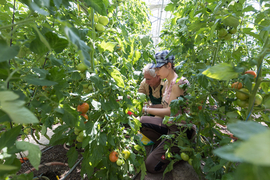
[1, 0, 270, 179]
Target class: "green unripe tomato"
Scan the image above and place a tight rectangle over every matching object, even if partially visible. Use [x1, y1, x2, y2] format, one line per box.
[218, 28, 227, 38]
[77, 63, 88, 72]
[181, 152, 189, 161]
[82, 83, 88, 89]
[98, 16, 109, 26]
[95, 23, 105, 32]
[76, 131, 84, 142]
[236, 88, 249, 101]
[76, 135, 83, 142]
[74, 127, 81, 135]
[89, 14, 98, 22]
[236, 99, 248, 108]
[116, 159, 124, 166]
[229, 28, 237, 34]
[254, 94, 262, 106]
[188, 158, 193, 166]
[122, 150, 131, 160]
[223, 33, 232, 40]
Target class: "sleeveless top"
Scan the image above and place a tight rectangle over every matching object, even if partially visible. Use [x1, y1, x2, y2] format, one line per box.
[161, 75, 189, 108]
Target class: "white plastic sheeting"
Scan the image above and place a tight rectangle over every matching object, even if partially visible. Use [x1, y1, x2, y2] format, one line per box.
[143, 0, 172, 46]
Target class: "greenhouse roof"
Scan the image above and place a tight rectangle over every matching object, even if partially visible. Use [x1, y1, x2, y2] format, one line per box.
[143, 0, 172, 46]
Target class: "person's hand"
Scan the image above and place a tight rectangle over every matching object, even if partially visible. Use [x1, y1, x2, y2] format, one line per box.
[142, 105, 149, 115]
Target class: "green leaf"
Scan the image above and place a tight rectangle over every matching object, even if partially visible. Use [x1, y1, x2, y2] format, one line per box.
[242, 28, 261, 41]
[0, 110, 11, 123]
[0, 164, 17, 171]
[213, 143, 243, 162]
[105, 66, 125, 88]
[242, 5, 256, 12]
[30, 38, 48, 54]
[0, 125, 22, 150]
[84, 0, 107, 16]
[227, 121, 268, 140]
[141, 35, 150, 47]
[67, 147, 79, 168]
[64, 26, 91, 64]
[202, 63, 238, 81]
[16, 141, 41, 170]
[19, 0, 49, 15]
[53, 0, 62, 8]
[32, 26, 51, 52]
[45, 32, 69, 53]
[22, 75, 58, 86]
[234, 163, 270, 180]
[234, 130, 270, 166]
[62, 104, 78, 127]
[98, 41, 117, 53]
[90, 74, 103, 91]
[264, 95, 270, 109]
[189, 21, 207, 32]
[0, 40, 20, 62]
[0, 91, 39, 124]
[133, 50, 141, 64]
[198, 74, 208, 89]
[163, 160, 176, 177]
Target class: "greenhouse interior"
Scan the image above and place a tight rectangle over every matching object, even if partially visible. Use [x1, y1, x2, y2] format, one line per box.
[0, 0, 270, 179]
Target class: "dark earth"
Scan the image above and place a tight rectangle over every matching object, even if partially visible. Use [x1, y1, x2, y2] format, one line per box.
[17, 145, 86, 180]
[17, 144, 174, 180]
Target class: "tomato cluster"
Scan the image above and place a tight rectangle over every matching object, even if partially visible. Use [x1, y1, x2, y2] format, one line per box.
[77, 102, 90, 123]
[92, 14, 110, 32]
[109, 149, 131, 166]
[74, 127, 84, 142]
[232, 70, 262, 108]
[181, 152, 193, 166]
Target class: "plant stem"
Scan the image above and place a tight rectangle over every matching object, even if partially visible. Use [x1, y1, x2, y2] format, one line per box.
[0, 18, 36, 30]
[224, 161, 232, 173]
[90, 8, 95, 71]
[212, 41, 221, 66]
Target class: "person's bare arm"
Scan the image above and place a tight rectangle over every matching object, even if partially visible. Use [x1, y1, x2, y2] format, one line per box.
[168, 84, 184, 107]
[149, 104, 163, 108]
[144, 84, 184, 117]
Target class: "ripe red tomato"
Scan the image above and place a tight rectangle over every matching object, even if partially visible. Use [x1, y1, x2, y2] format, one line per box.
[81, 113, 88, 120]
[77, 103, 89, 114]
[231, 82, 243, 89]
[244, 70, 257, 79]
[109, 151, 118, 162]
[127, 111, 133, 116]
[20, 157, 28, 163]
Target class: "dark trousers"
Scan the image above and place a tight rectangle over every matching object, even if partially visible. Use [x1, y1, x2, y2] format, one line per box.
[140, 116, 194, 174]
